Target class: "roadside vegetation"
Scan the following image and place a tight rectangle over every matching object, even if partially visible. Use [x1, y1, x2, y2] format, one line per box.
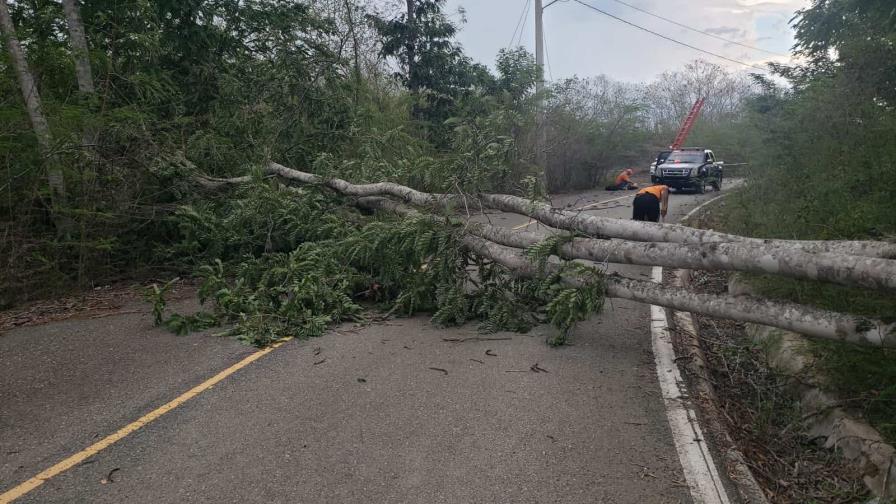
[0, 0, 755, 309]
[705, 0, 896, 448]
[2, 0, 894, 499]
[689, 271, 872, 503]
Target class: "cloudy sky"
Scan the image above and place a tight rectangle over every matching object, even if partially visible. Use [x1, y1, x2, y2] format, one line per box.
[442, 0, 810, 83]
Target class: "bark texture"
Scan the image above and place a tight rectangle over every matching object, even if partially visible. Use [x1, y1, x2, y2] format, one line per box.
[476, 193, 896, 259]
[358, 195, 896, 292]
[356, 196, 896, 346]
[198, 174, 896, 347]
[461, 235, 896, 348]
[61, 0, 94, 94]
[244, 162, 896, 258]
[199, 167, 896, 289]
[0, 0, 68, 221]
[474, 224, 896, 291]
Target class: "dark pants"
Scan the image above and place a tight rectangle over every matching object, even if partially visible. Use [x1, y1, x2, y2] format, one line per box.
[632, 193, 660, 222]
[606, 181, 635, 191]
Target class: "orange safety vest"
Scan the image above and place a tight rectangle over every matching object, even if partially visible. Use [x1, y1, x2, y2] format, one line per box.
[637, 185, 667, 199]
[614, 171, 631, 185]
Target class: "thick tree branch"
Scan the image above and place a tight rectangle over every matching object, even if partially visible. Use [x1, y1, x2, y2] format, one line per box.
[461, 236, 896, 348]
[197, 174, 896, 347]
[255, 161, 896, 258]
[358, 195, 896, 292]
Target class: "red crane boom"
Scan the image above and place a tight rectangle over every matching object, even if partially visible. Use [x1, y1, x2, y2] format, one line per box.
[669, 97, 705, 150]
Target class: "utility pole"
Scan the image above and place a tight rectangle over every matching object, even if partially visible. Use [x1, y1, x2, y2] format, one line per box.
[534, 0, 548, 189]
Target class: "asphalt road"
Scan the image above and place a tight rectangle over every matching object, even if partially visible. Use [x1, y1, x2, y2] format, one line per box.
[0, 185, 721, 503]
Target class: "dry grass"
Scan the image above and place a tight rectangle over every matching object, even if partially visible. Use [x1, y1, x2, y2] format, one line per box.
[689, 269, 870, 503]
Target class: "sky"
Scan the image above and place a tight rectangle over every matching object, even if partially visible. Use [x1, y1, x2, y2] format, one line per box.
[442, 0, 811, 83]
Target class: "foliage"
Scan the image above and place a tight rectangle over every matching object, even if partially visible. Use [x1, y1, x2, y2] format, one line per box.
[1, 0, 754, 309]
[710, 0, 896, 444]
[170, 180, 351, 263]
[143, 278, 178, 327]
[368, 0, 493, 131]
[721, 0, 896, 241]
[153, 181, 605, 346]
[792, 0, 896, 102]
[811, 340, 896, 444]
[1, 0, 356, 303]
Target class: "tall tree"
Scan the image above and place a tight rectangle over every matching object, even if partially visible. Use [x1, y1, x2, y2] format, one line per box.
[792, 0, 896, 101]
[0, 0, 68, 226]
[370, 1, 491, 129]
[61, 0, 93, 95]
[404, 0, 417, 92]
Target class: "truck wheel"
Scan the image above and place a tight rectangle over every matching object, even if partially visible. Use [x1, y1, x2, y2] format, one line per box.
[712, 176, 722, 191]
[696, 180, 706, 194]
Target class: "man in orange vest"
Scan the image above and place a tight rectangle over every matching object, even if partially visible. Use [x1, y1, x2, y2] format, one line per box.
[633, 184, 669, 222]
[606, 168, 639, 191]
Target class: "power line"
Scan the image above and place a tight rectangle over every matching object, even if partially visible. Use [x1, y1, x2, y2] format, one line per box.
[570, 0, 769, 71]
[604, 0, 789, 57]
[517, 0, 533, 47]
[508, 0, 532, 49]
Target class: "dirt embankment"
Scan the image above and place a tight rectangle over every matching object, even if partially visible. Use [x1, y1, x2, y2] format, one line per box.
[685, 270, 871, 503]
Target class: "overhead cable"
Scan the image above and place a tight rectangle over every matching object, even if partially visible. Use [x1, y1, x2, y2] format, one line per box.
[570, 0, 770, 71]
[605, 0, 789, 57]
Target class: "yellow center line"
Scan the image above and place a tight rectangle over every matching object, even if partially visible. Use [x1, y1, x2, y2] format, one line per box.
[0, 337, 293, 504]
[511, 192, 636, 230]
[2, 185, 653, 502]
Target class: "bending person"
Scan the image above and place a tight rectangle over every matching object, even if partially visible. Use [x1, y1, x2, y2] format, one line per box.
[632, 184, 669, 222]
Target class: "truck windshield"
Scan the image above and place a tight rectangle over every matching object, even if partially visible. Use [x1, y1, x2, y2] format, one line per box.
[666, 151, 704, 163]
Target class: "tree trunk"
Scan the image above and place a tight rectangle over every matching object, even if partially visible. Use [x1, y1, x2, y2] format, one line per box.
[221, 162, 896, 259]
[0, 0, 68, 227]
[342, 0, 362, 84]
[461, 236, 896, 348]
[476, 193, 896, 259]
[357, 196, 896, 292]
[195, 171, 896, 347]
[61, 0, 94, 94]
[405, 0, 417, 92]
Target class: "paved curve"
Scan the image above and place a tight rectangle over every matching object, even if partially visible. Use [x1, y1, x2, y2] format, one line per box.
[0, 187, 719, 503]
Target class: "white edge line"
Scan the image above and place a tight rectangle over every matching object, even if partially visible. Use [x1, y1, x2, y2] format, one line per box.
[651, 191, 733, 504]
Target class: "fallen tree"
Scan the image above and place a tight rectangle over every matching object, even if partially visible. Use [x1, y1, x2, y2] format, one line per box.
[196, 171, 895, 347]
[462, 236, 895, 348]
[354, 196, 896, 347]
[359, 196, 896, 292]
[198, 162, 896, 259]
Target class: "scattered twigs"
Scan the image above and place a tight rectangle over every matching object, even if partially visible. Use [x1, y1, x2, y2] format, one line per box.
[441, 336, 513, 342]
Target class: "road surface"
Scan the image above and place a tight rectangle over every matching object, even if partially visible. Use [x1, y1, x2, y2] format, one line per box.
[1, 186, 723, 503]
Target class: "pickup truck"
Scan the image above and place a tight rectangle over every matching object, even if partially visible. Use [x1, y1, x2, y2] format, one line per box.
[650, 148, 722, 193]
